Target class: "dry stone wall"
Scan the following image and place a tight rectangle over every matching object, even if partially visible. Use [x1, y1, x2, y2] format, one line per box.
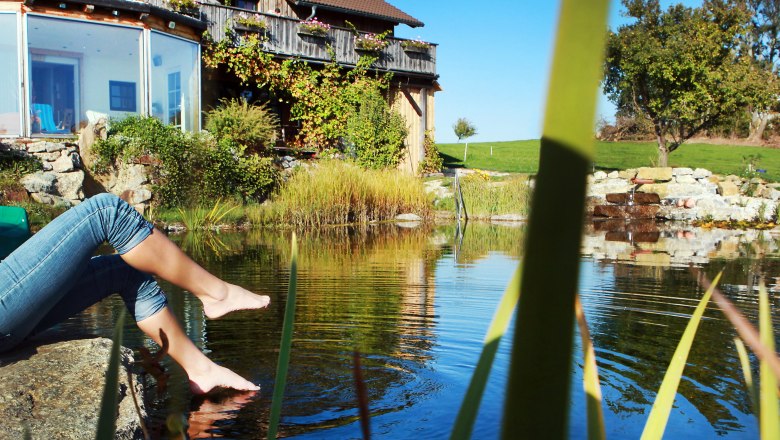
[588, 167, 780, 222]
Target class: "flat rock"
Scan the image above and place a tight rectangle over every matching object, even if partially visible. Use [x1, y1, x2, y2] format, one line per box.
[605, 192, 660, 205]
[395, 213, 422, 222]
[593, 205, 660, 219]
[636, 167, 673, 182]
[20, 171, 56, 194]
[0, 337, 144, 439]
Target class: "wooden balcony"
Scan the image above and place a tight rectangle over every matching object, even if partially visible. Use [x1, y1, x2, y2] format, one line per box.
[196, 3, 437, 78]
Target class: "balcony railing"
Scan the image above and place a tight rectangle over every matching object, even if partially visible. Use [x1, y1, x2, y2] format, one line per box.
[196, 3, 437, 77]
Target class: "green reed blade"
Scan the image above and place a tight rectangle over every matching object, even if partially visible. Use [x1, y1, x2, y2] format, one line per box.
[267, 233, 298, 440]
[450, 266, 521, 440]
[640, 271, 723, 440]
[95, 309, 126, 440]
[576, 295, 606, 440]
[758, 282, 779, 439]
[502, 1, 608, 438]
[734, 337, 758, 420]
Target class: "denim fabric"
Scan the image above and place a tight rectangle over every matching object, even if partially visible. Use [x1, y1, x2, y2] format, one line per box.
[0, 193, 167, 352]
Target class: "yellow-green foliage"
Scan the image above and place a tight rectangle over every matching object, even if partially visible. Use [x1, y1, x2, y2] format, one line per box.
[247, 160, 430, 227]
[440, 173, 531, 218]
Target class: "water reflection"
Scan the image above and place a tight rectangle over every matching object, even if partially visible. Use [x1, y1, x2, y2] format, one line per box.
[43, 222, 779, 438]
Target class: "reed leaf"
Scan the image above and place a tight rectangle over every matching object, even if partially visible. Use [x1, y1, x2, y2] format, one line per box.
[503, 0, 608, 438]
[95, 309, 126, 440]
[640, 271, 722, 440]
[450, 266, 521, 440]
[267, 233, 298, 440]
[575, 294, 606, 440]
[758, 282, 779, 439]
[734, 337, 758, 420]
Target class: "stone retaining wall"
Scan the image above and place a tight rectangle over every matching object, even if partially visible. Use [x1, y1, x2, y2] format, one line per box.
[587, 167, 780, 222]
[2, 122, 153, 211]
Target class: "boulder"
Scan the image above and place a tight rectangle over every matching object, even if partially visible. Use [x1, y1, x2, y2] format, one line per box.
[0, 337, 145, 439]
[20, 171, 56, 194]
[51, 152, 76, 173]
[31, 193, 73, 207]
[27, 141, 64, 154]
[672, 167, 693, 176]
[718, 181, 740, 197]
[692, 168, 712, 179]
[116, 165, 149, 192]
[636, 167, 673, 182]
[54, 170, 85, 200]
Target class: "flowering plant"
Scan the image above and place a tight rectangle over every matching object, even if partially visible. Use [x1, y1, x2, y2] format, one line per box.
[167, 0, 197, 12]
[355, 33, 388, 52]
[235, 12, 267, 30]
[401, 38, 431, 50]
[299, 18, 330, 37]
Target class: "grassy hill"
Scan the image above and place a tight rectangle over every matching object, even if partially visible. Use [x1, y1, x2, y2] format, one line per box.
[437, 140, 780, 182]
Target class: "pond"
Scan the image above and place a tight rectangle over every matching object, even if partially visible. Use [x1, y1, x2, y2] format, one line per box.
[50, 222, 780, 438]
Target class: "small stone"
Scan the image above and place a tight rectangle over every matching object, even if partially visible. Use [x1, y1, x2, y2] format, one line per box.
[593, 171, 608, 181]
[34, 152, 60, 162]
[718, 181, 740, 197]
[675, 175, 697, 184]
[692, 168, 712, 179]
[607, 171, 619, 179]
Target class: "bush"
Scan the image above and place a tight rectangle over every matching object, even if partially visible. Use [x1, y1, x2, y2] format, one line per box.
[345, 90, 408, 169]
[205, 99, 280, 155]
[418, 131, 443, 174]
[0, 148, 42, 176]
[202, 138, 279, 202]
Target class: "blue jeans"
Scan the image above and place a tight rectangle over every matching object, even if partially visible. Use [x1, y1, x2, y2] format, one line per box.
[0, 193, 168, 352]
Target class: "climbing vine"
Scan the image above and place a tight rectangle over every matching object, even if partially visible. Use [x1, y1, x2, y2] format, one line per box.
[202, 30, 394, 150]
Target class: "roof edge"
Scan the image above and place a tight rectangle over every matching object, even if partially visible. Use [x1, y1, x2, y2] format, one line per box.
[294, 0, 424, 28]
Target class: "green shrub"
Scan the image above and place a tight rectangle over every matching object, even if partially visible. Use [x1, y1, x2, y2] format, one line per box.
[202, 138, 279, 202]
[205, 99, 280, 155]
[345, 90, 408, 169]
[418, 131, 443, 174]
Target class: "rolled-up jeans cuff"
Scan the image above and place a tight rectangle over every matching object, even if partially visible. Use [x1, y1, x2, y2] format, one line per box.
[115, 219, 154, 255]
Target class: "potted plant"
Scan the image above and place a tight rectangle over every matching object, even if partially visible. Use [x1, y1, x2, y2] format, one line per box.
[354, 33, 388, 53]
[167, 0, 198, 17]
[298, 18, 330, 38]
[401, 38, 431, 54]
[234, 12, 267, 33]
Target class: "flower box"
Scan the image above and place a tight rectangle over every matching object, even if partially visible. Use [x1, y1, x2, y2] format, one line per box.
[401, 39, 431, 54]
[234, 23, 267, 33]
[234, 13, 267, 33]
[402, 45, 429, 54]
[298, 18, 330, 38]
[354, 34, 388, 53]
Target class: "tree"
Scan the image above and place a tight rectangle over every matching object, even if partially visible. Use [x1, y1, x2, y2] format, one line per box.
[604, 0, 775, 166]
[452, 117, 477, 161]
[745, 0, 780, 141]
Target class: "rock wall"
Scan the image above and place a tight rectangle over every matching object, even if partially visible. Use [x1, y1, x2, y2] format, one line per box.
[588, 167, 780, 222]
[3, 121, 153, 211]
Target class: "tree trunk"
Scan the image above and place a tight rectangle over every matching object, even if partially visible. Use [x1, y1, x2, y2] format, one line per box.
[654, 123, 669, 167]
[749, 111, 777, 142]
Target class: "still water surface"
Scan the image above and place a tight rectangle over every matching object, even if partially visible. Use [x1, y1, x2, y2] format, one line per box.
[52, 223, 780, 438]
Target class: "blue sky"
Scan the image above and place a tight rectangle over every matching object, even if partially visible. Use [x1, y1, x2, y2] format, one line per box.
[391, 1, 699, 143]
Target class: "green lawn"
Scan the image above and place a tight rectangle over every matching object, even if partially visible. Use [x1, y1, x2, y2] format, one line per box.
[437, 140, 780, 182]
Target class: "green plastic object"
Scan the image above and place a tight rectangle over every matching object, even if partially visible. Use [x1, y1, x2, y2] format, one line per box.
[0, 206, 31, 259]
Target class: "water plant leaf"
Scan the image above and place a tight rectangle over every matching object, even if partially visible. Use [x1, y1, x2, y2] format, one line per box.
[451, 266, 521, 440]
[353, 350, 371, 440]
[758, 282, 779, 440]
[695, 270, 780, 381]
[640, 271, 722, 440]
[95, 309, 126, 440]
[502, 0, 608, 438]
[575, 294, 606, 440]
[268, 233, 298, 440]
[734, 337, 758, 420]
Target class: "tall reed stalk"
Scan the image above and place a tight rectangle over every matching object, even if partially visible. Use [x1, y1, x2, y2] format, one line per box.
[503, 1, 609, 438]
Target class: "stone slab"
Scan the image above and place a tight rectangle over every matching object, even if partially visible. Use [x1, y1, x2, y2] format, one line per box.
[605, 192, 661, 205]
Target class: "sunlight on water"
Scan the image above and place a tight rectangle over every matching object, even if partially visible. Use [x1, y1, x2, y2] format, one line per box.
[48, 223, 780, 438]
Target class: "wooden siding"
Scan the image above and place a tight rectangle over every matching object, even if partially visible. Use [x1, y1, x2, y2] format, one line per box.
[198, 2, 436, 77]
[394, 86, 435, 175]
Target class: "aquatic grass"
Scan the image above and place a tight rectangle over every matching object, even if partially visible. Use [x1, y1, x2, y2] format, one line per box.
[503, 0, 608, 438]
[734, 337, 758, 418]
[268, 233, 298, 440]
[758, 283, 779, 439]
[176, 198, 240, 230]
[640, 271, 722, 440]
[95, 309, 126, 440]
[437, 174, 531, 218]
[575, 295, 606, 440]
[451, 266, 521, 440]
[250, 161, 430, 228]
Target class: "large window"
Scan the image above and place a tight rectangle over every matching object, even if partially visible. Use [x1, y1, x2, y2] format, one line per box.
[27, 16, 142, 134]
[150, 32, 199, 131]
[0, 14, 21, 136]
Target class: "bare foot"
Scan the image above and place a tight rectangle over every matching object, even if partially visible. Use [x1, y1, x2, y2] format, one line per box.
[201, 283, 270, 319]
[189, 363, 260, 395]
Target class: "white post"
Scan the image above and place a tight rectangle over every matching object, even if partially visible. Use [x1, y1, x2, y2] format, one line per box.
[463, 142, 468, 162]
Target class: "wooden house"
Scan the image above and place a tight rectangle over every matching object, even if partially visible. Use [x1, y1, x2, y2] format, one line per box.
[0, 0, 438, 173]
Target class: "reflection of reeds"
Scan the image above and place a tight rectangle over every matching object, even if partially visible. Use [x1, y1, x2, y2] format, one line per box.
[246, 161, 431, 228]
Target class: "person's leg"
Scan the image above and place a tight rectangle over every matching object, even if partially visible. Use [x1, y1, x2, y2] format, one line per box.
[30, 254, 258, 394]
[0, 193, 154, 350]
[120, 230, 269, 319]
